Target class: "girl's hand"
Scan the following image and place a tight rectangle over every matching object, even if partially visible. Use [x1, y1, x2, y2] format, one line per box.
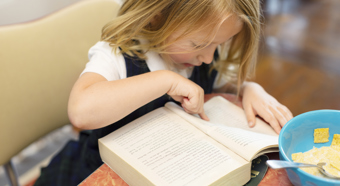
[241, 82, 293, 134]
[166, 72, 209, 121]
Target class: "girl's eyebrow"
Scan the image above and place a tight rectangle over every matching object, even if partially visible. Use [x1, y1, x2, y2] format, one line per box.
[192, 36, 233, 46]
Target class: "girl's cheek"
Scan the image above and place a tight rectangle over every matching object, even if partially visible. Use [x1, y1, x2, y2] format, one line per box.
[169, 53, 193, 63]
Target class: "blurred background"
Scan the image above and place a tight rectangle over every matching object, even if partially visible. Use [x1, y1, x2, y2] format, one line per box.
[0, 0, 339, 185]
[258, 0, 340, 116]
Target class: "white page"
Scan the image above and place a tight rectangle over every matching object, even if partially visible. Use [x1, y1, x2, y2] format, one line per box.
[102, 107, 248, 186]
[165, 96, 278, 161]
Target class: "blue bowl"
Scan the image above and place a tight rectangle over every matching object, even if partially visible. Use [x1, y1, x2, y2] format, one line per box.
[279, 110, 340, 186]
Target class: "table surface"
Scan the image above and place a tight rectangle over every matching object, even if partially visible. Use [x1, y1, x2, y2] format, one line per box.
[79, 93, 293, 186]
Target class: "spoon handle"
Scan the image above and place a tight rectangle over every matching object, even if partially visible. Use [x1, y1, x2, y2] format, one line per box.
[266, 160, 317, 169]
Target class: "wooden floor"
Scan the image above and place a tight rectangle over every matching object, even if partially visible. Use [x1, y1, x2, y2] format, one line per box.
[255, 0, 340, 116]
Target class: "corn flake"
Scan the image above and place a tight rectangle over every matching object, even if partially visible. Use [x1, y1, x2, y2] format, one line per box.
[331, 161, 340, 171]
[292, 152, 303, 161]
[331, 134, 340, 147]
[314, 128, 329, 143]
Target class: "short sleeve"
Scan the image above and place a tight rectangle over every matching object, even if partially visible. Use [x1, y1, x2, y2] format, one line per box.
[81, 41, 126, 81]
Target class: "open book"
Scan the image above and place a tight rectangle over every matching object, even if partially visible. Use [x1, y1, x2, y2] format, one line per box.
[98, 96, 278, 186]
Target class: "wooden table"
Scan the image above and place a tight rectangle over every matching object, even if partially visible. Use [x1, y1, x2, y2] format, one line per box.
[79, 93, 293, 186]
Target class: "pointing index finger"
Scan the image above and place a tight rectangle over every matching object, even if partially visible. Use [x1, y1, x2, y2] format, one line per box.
[199, 112, 210, 121]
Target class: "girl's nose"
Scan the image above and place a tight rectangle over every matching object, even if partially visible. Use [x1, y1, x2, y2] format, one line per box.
[197, 47, 215, 64]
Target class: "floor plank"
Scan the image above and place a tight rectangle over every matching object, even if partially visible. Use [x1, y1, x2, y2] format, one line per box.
[256, 0, 340, 116]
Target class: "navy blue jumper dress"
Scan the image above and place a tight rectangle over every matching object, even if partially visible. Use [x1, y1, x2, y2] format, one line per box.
[34, 53, 218, 186]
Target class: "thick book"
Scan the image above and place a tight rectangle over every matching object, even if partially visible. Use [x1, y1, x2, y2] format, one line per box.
[98, 96, 278, 186]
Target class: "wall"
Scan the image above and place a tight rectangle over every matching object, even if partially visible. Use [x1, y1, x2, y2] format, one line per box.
[0, 0, 123, 26]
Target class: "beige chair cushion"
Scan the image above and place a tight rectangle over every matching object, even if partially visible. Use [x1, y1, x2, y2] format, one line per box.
[0, 0, 120, 165]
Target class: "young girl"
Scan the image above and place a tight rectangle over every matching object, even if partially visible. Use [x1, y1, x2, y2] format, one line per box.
[35, 0, 293, 185]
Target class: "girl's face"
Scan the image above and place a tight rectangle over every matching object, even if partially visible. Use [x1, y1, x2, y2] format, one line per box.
[164, 15, 243, 69]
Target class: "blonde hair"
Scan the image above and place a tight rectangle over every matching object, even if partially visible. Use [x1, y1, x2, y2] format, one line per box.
[101, 0, 261, 91]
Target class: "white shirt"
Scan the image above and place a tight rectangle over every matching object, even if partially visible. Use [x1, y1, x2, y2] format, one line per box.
[81, 41, 227, 88]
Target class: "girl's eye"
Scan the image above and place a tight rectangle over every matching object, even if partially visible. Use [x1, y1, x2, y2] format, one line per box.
[191, 41, 204, 49]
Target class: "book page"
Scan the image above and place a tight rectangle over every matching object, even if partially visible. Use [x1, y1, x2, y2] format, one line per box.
[100, 107, 249, 186]
[165, 96, 279, 161]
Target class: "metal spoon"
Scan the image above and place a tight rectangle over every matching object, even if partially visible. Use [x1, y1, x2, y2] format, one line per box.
[266, 160, 340, 179]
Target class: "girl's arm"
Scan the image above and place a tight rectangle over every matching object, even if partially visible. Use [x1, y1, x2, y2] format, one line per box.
[214, 81, 293, 134]
[68, 70, 208, 130]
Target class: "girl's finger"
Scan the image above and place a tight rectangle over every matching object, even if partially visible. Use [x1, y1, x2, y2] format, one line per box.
[182, 96, 208, 120]
[270, 106, 288, 128]
[281, 105, 294, 120]
[257, 108, 282, 134]
[199, 112, 210, 121]
[243, 103, 256, 127]
[274, 104, 294, 127]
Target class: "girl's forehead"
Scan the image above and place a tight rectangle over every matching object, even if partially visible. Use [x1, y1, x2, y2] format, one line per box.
[213, 14, 243, 43]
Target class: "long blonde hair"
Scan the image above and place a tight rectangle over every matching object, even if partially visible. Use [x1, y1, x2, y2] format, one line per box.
[102, 0, 261, 90]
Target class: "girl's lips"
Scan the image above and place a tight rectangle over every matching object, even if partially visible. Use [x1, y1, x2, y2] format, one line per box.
[183, 63, 194, 67]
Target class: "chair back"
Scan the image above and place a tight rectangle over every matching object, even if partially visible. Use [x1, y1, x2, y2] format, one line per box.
[0, 0, 120, 165]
